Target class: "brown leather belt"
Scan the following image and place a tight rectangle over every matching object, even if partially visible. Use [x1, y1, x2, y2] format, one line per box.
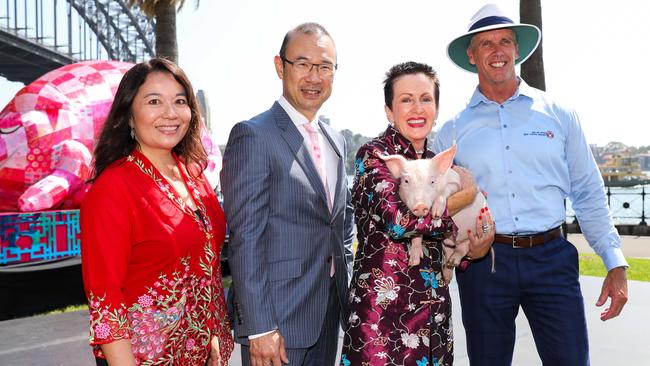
[494, 227, 563, 248]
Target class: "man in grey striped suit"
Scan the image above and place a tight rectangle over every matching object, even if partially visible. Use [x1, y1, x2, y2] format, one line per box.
[221, 22, 354, 366]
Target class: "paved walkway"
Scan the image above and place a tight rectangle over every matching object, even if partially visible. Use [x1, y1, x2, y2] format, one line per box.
[1, 234, 648, 365]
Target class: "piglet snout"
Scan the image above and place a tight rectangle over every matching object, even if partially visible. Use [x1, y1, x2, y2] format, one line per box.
[411, 203, 429, 217]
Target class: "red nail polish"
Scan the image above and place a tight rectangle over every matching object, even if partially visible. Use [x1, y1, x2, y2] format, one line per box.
[478, 215, 482, 220]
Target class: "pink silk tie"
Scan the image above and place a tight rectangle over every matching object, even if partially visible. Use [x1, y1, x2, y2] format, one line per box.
[303, 123, 332, 210]
[303, 123, 335, 277]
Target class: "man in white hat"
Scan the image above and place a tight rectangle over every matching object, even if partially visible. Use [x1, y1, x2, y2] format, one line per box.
[433, 3, 628, 365]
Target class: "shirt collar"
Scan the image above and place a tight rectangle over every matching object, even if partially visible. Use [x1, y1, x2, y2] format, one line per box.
[468, 77, 534, 108]
[278, 96, 320, 129]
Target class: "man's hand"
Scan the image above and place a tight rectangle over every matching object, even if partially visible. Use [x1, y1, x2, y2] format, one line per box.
[447, 166, 478, 216]
[597, 266, 628, 321]
[466, 208, 494, 259]
[453, 165, 478, 194]
[249, 330, 289, 366]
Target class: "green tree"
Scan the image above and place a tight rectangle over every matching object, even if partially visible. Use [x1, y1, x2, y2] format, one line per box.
[520, 0, 545, 91]
[127, 0, 198, 63]
[341, 129, 372, 176]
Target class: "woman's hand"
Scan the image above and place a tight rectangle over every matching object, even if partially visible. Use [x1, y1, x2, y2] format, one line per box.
[466, 208, 495, 259]
[100, 339, 137, 366]
[206, 336, 221, 366]
[447, 166, 479, 216]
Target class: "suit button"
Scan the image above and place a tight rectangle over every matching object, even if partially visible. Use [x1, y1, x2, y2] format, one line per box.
[326, 256, 332, 263]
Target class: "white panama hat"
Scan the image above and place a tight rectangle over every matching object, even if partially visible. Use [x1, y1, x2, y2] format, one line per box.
[447, 3, 541, 73]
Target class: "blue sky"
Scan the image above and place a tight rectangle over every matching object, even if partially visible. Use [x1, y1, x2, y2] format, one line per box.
[2, 1, 649, 147]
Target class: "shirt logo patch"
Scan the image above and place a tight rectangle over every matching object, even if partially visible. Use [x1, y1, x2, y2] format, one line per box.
[523, 130, 555, 139]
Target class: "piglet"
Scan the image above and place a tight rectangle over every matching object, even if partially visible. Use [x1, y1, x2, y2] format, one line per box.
[380, 144, 487, 283]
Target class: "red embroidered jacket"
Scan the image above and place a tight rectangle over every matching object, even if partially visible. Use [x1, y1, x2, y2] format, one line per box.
[81, 150, 233, 365]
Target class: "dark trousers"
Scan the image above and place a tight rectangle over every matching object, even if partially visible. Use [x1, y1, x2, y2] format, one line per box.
[241, 277, 340, 366]
[456, 236, 589, 366]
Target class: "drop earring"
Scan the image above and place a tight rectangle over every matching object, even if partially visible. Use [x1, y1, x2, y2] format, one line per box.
[130, 128, 135, 140]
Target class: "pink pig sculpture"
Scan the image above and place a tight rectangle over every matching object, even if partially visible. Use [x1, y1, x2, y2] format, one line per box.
[381, 144, 488, 283]
[0, 60, 222, 212]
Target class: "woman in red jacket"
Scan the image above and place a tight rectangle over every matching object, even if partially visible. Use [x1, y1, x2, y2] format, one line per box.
[81, 58, 233, 365]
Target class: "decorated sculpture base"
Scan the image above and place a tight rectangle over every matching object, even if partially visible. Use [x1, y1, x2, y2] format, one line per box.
[0, 210, 80, 267]
[0, 210, 84, 319]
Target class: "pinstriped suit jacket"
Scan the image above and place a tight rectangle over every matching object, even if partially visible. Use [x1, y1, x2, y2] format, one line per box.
[221, 102, 354, 348]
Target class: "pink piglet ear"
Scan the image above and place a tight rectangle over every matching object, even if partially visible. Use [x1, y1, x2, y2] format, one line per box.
[379, 154, 408, 178]
[430, 144, 457, 173]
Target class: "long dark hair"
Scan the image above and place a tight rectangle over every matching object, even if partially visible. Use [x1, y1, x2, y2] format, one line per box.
[90, 58, 207, 181]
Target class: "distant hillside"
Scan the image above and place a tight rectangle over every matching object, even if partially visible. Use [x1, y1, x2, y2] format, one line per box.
[592, 142, 650, 171]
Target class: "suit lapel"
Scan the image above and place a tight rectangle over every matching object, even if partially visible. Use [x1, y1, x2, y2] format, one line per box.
[319, 120, 344, 215]
[272, 103, 329, 208]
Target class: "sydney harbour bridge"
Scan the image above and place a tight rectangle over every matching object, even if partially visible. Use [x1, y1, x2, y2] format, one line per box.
[0, 0, 155, 84]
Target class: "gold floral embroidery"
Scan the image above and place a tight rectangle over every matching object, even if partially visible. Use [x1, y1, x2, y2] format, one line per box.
[88, 245, 222, 365]
[87, 292, 129, 343]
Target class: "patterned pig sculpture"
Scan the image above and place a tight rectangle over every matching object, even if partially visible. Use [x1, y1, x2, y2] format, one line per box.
[0, 60, 221, 212]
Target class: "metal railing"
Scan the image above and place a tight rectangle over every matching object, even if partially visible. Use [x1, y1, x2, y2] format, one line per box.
[566, 186, 649, 235]
[567, 186, 648, 225]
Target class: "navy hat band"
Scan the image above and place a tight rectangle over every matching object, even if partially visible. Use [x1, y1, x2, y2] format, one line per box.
[468, 15, 514, 31]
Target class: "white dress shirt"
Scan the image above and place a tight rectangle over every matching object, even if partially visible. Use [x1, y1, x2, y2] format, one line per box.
[278, 96, 338, 203]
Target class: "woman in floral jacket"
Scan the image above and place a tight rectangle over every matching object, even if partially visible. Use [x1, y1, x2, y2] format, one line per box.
[340, 62, 493, 366]
[81, 58, 233, 365]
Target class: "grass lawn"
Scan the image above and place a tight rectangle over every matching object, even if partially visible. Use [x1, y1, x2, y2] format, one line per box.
[43, 303, 87, 315]
[579, 253, 650, 282]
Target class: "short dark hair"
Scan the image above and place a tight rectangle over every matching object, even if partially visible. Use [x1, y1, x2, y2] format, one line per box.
[279, 22, 333, 59]
[91, 58, 207, 181]
[383, 61, 440, 110]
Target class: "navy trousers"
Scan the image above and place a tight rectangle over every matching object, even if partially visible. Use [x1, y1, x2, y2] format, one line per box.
[456, 236, 589, 366]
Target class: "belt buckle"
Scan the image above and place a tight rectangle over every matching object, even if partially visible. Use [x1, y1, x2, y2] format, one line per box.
[511, 236, 533, 248]
[511, 236, 520, 248]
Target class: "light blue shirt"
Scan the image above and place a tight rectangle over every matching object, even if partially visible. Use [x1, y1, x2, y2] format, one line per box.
[433, 79, 627, 271]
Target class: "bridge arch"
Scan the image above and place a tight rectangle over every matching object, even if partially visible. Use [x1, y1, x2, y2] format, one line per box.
[0, 0, 155, 84]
